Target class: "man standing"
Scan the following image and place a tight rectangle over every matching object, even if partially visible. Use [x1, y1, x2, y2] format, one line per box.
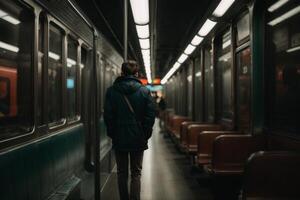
[104, 60, 155, 200]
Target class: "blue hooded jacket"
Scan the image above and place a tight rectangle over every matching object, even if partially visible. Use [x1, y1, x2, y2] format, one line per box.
[104, 75, 155, 151]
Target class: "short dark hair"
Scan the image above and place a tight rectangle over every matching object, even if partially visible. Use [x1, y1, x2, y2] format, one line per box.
[121, 60, 139, 76]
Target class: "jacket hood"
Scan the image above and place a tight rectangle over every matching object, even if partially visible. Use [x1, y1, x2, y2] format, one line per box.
[113, 75, 143, 95]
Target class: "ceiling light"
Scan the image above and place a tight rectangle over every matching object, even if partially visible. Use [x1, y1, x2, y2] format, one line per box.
[212, 0, 235, 17]
[184, 44, 196, 55]
[286, 46, 300, 53]
[173, 62, 181, 69]
[177, 54, 188, 63]
[191, 35, 204, 46]
[67, 58, 76, 67]
[268, 6, 300, 26]
[0, 41, 19, 53]
[2, 15, 20, 25]
[0, 9, 7, 17]
[130, 0, 149, 24]
[49, 52, 60, 60]
[198, 19, 217, 36]
[139, 38, 150, 49]
[268, 0, 289, 12]
[136, 24, 149, 38]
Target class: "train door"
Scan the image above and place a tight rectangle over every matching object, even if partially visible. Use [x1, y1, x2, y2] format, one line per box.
[235, 12, 251, 132]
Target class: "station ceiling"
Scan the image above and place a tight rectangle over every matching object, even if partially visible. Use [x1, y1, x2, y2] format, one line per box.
[74, 0, 216, 79]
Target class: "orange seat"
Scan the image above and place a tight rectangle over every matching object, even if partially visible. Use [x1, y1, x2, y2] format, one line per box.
[186, 124, 223, 154]
[197, 131, 243, 166]
[206, 135, 265, 176]
[179, 121, 202, 150]
[170, 116, 191, 139]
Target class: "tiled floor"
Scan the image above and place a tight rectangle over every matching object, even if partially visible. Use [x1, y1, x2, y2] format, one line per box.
[101, 120, 213, 200]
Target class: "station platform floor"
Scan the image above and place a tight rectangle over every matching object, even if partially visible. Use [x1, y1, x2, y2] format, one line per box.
[101, 120, 214, 200]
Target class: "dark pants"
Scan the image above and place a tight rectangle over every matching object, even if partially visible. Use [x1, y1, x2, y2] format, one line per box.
[115, 150, 144, 200]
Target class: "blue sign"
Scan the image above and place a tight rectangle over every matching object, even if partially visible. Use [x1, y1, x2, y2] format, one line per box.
[67, 78, 75, 89]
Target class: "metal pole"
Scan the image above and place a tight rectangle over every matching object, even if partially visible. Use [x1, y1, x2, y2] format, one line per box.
[93, 29, 101, 200]
[124, 0, 128, 61]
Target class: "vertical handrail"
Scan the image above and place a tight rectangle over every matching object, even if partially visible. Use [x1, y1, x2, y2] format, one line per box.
[124, 0, 128, 61]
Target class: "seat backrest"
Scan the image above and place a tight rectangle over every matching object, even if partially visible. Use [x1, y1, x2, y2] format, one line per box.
[172, 116, 190, 132]
[212, 135, 265, 173]
[180, 121, 196, 143]
[242, 151, 300, 199]
[187, 124, 223, 146]
[198, 131, 243, 155]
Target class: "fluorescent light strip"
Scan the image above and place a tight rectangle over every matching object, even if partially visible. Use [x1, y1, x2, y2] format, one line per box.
[286, 46, 300, 53]
[161, 62, 181, 84]
[198, 19, 217, 36]
[191, 35, 204, 46]
[177, 54, 188, 63]
[0, 41, 19, 52]
[2, 15, 20, 25]
[212, 0, 235, 17]
[130, 0, 149, 24]
[139, 38, 150, 49]
[184, 44, 196, 55]
[268, 0, 289, 12]
[49, 52, 60, 60]
[67, 58, 76, 67]
[0, 9, 7, 17]
[136, 24, 149, 38]
[268, 6, 300, 26]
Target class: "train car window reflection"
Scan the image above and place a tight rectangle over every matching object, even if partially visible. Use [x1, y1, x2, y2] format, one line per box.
[204, 45, 214, 122]
[267, 1, 300, 134]
[0, 1, 33, 139]
[236, 48, 251, 131]
[194, 55, 202, 121]
[48, 23, 63, 126]
[37, 14, 45, 125]
[67, 37, 78, 121]
[236, 12, 250, 45]
[216, 30, 233, 120]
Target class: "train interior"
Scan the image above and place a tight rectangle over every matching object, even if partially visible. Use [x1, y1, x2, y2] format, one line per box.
[0, 0, 300, 200]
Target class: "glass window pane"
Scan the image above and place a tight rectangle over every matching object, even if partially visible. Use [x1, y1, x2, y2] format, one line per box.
[37, 14, 44, 125]
[266, 1, 300, 134]
[237, 47, 251, 131]
[48, 23, 63, 125]
[204, 44, 214, 122]
[187, 62, 193, 118]
[67, 36, 78, 121]
[236, 13, 250, 45]
[194, 55, 203, 121]
[217, 30, 233, 120]
[0, 2, 33, 139]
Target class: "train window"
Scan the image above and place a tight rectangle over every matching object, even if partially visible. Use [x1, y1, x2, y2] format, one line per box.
[187, 62, 193, 119]
[236, 47, 251, 131]
[236, 12, 250, 45]
[204, 44, 215, 122]
[194, 55, 203, 121]
[216, 30, 233, 120]
[37, 14, 45, 125]
[266, 1, 300, 134]
[67, 36, 78, 121]
[0, 1, 33, 139]
[48, 23, 63, 126]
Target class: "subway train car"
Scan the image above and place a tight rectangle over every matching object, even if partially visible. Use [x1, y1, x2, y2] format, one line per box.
[0, 0, 300, 200]
[0, 0, 121, 199]
[163, 0, 300, 199]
